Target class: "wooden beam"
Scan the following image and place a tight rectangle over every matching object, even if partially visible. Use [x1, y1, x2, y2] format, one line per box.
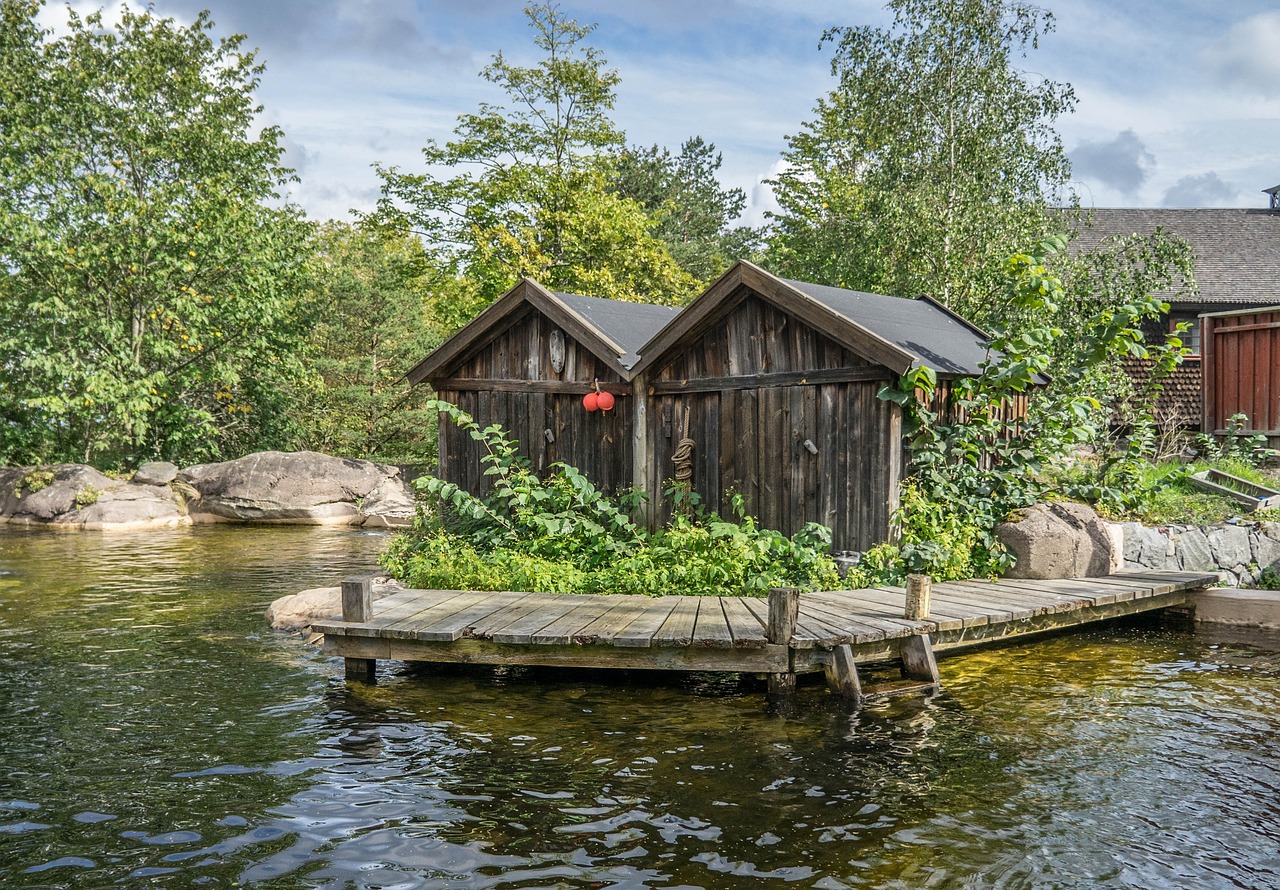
[900, 633, 939, 689]
[648, 366, 891, 394]
[824, 644, 864, 704]
[426, 377, 631, 396]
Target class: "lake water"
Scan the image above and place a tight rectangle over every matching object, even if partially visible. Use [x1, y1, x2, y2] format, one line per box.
[0, 524, 1278, 889]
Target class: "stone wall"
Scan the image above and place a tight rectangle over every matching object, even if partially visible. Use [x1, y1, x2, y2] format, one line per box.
[1118, 520, 1280, 587]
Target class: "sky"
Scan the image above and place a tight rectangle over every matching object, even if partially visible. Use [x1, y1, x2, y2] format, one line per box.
[40, 0, 1280, 225]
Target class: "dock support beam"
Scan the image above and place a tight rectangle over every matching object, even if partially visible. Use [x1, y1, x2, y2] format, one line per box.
[342, 576, 376, 682]
[824, 644, 864, 705]
[767, 587, 800, 696]
[900, 633, 939, 691]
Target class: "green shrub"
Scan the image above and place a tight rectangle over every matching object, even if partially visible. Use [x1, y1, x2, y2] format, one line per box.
[379, 402, 840, 597]
[13, 469, 55, 498]
[74, 485, 100, 509]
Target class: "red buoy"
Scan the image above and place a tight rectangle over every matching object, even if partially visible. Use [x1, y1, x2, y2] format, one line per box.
[583, 391, 599, 412]
[596, 390, 616, 411]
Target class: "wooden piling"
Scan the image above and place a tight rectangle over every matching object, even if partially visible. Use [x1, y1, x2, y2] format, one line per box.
[341, 576, 376, 681]
[767, 587, 800, 696]
[904, 573, 932, 620]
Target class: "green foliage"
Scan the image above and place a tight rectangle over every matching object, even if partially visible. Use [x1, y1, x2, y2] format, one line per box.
[1194, 414, 1270, 467]
[870, 236, 1183, 579]
[610, 137, 762, 281]
[290, 222, 442, 464]
[371, 2, 697, 321]
[1257, 566, 1280, 591]
[13, 468, 54, 497]
[0, 1, 312, 468]
[74, 485, 99, 509]
[380, 402, 841, 596]
[766, 0, 1075, 324]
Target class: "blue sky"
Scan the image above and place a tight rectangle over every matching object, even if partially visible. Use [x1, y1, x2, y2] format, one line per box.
[44, 1, 1280, 224]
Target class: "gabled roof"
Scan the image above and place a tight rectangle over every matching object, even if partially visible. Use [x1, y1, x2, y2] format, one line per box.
[1070, 208, 1280, 306]
[405, 278, 680, 385]
[632, 261, 993, 378]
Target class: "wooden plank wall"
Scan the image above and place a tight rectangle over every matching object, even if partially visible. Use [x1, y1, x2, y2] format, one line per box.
[646, 291, 900, 552]
[434, 306, 633, 495]
[1203, 310, 1280, 441]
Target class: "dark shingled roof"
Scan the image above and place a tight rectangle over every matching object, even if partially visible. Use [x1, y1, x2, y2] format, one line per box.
[553, 292, 681, 370]
[1071, 208, 1280, 306]
[782, 278, 993, 376]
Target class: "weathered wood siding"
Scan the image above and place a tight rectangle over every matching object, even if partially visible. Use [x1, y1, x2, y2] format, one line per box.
[1203, 309, 1280, 444]
[646, 292, 900, 552]
[433, 306, 633, 495]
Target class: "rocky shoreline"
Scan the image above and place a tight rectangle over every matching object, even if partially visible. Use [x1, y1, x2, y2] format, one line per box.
[0, 451, 417, 532]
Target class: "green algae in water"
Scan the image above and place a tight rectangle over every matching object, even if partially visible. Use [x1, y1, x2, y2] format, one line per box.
[1, 525, 1278, 888]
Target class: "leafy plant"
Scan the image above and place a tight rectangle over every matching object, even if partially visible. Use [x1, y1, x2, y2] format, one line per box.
[380, 402, 840, 596]
[14, 469, 55, 498]
[1194, 414, 1269, 467]
[871, 235, 1185, 580]
[74, 485, 100, 509]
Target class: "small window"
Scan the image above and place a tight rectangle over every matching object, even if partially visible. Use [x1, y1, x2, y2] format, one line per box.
[1171, 317, 1200, 356]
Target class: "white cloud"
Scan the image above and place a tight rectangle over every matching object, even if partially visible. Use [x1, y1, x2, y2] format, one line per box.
[1071, 130, 1156, 195]
[1162, 172, 1240, 207]
[1202, 11, 1280, 98]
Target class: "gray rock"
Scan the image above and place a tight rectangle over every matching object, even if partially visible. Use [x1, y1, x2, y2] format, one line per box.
[69, 483, 188, 530]
[1172, 527, 1215, 572]
[1207, 525, 1252, 571]
[1252, 523, 1280, 569]
[996, 502, 1113, 579]
[0, 464, 115, 523]
[132, 461, 179, 486]
[358, 480, 417, 528]
[1120, 522, 1171, 569]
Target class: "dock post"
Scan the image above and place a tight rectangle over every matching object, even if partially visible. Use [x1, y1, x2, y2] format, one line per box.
[904, 574, 932, 620]
[824, 644, 864, 705]
[341, 576, 376, 682]
[767, 587, 800, 697]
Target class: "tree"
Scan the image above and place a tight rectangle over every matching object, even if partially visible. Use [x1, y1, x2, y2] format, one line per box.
[372, 2, 697, 322]
[0, 1, 312, 467]
[610, 137, 761, 281]
[767, 0, 1075, 324]
[291, 223, 442, 465]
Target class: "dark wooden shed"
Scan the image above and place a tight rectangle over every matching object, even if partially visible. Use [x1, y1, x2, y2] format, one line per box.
[629, 262, 995, 552]
[406, 278, 679, 495]
[1201, 306, 1280, 447]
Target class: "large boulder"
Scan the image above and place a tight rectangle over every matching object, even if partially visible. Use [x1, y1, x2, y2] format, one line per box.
[180, 451, 414, 525]
[0, 464, 188, 530]
[996, 502, 1113, 579]
[132, 461, 179, 486]
[266, 577, 402, 631]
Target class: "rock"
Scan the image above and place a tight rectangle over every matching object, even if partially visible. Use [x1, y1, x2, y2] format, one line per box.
[180, 451, 413, 525]
[1206, 525, 1252, 571]
[1119, 521, 1173, 570]
[132, 461, 179, 486]
[69, 483, 188, 531]
[266, 577, 402, 630]
[357, 480, 417, 528]
[0, 464, 115, 523]
[0, 464, 190, 531]
[996, 502, 1113, 579]
[1251, 523, 1280, 570]
[1172, 527, 1215, 572]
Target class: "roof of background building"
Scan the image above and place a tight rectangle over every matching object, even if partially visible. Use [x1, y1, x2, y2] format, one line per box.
[1072, 208, 1280, 306]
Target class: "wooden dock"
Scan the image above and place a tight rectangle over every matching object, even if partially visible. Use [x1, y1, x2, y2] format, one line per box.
[314, 570, 1220, 701]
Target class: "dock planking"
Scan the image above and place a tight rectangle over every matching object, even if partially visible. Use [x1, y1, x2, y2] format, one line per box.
[314, 571, 1221, 696]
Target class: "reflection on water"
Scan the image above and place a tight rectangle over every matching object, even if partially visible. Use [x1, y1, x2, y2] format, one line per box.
[1, 525, 1278, 888]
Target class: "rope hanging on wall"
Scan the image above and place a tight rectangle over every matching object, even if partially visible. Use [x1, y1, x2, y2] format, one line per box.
[672, 437, 696, 483]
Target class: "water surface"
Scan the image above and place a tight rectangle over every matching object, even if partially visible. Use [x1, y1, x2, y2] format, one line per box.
[0, 525, 1277, 888]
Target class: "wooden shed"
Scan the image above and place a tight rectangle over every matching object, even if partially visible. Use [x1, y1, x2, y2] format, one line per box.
[629, 262, 995, 553]
[1201, 306, 1280, 447]
[406, 278, 679, 495]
